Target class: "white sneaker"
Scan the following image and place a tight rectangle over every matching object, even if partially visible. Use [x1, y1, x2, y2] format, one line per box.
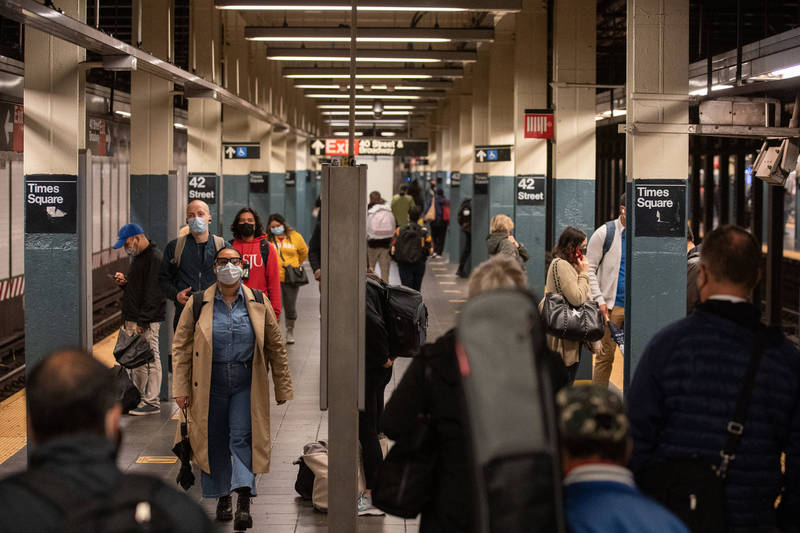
[357, 492, 385, 517]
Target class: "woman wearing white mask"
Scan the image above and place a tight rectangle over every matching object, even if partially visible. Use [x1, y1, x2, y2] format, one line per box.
[172, 247, 293, 531]
[266, 213, 309, 345]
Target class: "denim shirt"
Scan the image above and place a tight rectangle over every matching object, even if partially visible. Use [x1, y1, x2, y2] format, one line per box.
[212, 286, 255, 363]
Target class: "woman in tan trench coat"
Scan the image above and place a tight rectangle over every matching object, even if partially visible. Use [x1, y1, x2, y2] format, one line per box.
[172, 247, 293, 530]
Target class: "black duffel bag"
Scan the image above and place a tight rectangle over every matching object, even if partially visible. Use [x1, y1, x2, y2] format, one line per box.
[541, 259, 605, 342]
[113, 328, 155, 369]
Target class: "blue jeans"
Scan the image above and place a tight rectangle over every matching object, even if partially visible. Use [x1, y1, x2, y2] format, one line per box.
[201, 361, 257, 498]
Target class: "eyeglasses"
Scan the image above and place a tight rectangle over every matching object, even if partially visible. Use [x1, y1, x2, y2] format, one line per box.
[215, 257, 242, 267]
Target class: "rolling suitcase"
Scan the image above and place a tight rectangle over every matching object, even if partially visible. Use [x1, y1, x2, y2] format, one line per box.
[456, 289, 566, 533]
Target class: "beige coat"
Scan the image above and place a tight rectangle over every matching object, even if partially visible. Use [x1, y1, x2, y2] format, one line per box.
[172, 283, 293, 474]
[542, 258, 591, 367]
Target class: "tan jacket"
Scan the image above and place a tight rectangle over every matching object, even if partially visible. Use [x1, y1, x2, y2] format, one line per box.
[542, 258, 591, 367]
[172, 283, 293, 474]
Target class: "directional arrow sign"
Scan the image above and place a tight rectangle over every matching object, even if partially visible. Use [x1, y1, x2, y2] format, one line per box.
[311, 139, 325, 156]
[474, 145, 511, 163]
[223, 142, 260, 159]
[225, 146, 236, 158]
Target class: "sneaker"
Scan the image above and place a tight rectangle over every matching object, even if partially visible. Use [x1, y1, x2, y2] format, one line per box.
[286, 329, 295, 345]
[357, 492, 385, 517]
[129, 404, 160, 416]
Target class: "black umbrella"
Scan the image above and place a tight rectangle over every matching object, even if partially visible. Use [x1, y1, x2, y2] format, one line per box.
[172, 409, 195, 491]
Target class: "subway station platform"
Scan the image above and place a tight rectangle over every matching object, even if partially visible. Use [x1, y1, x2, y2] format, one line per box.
[0, 256, 472, 532]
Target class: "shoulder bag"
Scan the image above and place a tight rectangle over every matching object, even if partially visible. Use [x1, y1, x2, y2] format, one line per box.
[276, 237, 309, 286]
[113, 328, 155, 369]
[372, 358, 437, 518]
[636, 331, 765, 533]
[541, 259, 605, 342]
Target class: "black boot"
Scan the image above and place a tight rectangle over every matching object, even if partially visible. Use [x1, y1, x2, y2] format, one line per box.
[216, 495, 233, 522]
[234, 487, 253, 530]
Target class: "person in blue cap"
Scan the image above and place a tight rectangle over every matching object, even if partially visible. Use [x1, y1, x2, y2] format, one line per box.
[112, 223, 166, 415]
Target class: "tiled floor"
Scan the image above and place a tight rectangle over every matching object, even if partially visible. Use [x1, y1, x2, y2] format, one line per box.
[0, 255, 464, 532]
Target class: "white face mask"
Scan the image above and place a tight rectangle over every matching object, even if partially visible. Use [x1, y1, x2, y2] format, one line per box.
[216, 263, 243, 285]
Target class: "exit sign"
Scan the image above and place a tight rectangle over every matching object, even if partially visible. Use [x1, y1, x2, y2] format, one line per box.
[524, 110, 554, 139]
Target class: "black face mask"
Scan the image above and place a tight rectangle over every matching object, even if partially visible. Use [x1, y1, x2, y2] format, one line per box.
[237, 223, 255, 237]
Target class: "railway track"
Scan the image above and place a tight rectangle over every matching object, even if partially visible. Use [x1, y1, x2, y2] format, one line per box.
[0, 289, 124, 402]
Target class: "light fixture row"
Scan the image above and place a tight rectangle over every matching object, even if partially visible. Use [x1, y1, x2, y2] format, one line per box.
[266, 47, 477, 63]
[245, 26, 493, 44]
[215, 0, 521, 12]
[282, 67, 464, 79]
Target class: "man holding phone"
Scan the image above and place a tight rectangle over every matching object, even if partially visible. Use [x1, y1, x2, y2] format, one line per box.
[586, 194, 626, 388]
[112, 223, 166, 415]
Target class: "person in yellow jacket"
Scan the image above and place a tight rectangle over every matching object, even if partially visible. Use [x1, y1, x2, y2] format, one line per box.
[266, 213, 309, 344]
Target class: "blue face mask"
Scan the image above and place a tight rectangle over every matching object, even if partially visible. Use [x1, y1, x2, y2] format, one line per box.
[270, 225, 285, 236]
[187, 216, 207, 234]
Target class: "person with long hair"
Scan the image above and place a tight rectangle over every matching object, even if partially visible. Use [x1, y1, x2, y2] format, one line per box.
[543, 226, 591, 384]
[266, 213, 309, 345]
[230, 208, 281, 320]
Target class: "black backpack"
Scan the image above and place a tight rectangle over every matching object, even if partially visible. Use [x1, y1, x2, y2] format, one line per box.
[394, 224, 426, 263]
[458, 197, 472, 228]
[191, 288, 265, 323]
[368, 277, 428, 358]
[14, 470, 173, 533]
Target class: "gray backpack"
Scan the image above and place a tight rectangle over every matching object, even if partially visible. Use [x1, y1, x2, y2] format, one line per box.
[171, 234, 226, 268]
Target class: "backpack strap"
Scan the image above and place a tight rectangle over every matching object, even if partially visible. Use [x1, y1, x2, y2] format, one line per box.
[171, 235, 188, 266]
[191, 291, 206, 324]
[717, 329, 765, 479]
[251, 288, 265, 305]
[597, 220, 616, 268]
[212, 235, 226, 252]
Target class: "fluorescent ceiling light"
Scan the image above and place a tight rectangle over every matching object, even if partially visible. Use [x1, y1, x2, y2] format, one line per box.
[334, 131, 364, 136]
[322, 110, 411, 115]
[770, 64, 800, 79]
[317, 104, 415, 109]
[174, 122, 188, 129]
[688, 84, 733, 96]
[114, 110, 131, 118]
[283, 67, 463, 79]
[267, 48, 476, 63]
[307, 93, 421, 99]
[244, 26, 494, 44]
[217, 0, 522, 11]
[394, 86, 424, 90]
[602, 109, 627, 117]
[295, 84, 349, 89]
[380, 131, 396, 137]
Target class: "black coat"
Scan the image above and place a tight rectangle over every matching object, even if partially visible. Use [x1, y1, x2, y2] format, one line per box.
[382, 330, 476, 533]
[0, 434, 215, 533]
[121, 244, 166, 327]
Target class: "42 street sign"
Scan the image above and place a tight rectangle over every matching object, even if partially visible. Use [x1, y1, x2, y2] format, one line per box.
[474, 145, 512, 163]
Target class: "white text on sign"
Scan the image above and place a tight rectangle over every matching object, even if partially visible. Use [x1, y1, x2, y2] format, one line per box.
[636, 186, 674, 209]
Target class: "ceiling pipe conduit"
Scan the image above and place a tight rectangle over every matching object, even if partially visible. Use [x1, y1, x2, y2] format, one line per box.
[0, 0, 315, 136]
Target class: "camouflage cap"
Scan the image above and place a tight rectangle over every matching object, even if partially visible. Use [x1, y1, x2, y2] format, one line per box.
[556, 385, 629, 443]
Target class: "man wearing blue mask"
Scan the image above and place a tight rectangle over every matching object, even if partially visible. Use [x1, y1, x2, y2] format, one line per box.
[159, 200, 228, 331]
[112, 223, 166, 415]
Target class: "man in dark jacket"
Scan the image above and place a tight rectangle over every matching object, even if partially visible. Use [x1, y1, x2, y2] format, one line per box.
[308, 197, 322, 288]
[158, 200, 227, 329]
[628, 225, 800, 532]
[0, 349, 214, 533]
[112, 223, 166, 415]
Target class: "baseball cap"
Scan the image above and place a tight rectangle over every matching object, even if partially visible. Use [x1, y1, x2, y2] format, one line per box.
[556, 385, 629, 444]
[112, 223, 144, 249]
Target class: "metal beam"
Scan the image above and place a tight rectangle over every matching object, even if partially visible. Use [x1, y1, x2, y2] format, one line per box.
[0, 0, 311, 135]
[246, 26, 494, 42]
[619, 122, 800, 138]
[218, 0, 521, 12]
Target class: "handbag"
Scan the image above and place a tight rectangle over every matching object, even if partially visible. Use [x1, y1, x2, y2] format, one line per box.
[636, 331, 765, 533]
[541, 259, 605, 342]
[276, 239, 310, 286]
[113, 328, 155, 369]
[372, 360, 437, 518]
[423, 201, 436, 223]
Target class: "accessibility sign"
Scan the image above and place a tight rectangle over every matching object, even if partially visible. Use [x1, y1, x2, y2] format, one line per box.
[474, 145, 511, 163]
[223, 142, 260, 160]
[633, 180, 686, 237]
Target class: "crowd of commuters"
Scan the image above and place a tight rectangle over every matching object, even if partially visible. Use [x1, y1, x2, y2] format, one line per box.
[4, 174, 799, 533]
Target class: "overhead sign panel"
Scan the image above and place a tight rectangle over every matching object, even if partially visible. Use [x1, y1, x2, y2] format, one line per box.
[524, 110, 554, 139]
[309, 138, 428, 157]
[223, 142, 261, 159]
[474, 145, 511, 163]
